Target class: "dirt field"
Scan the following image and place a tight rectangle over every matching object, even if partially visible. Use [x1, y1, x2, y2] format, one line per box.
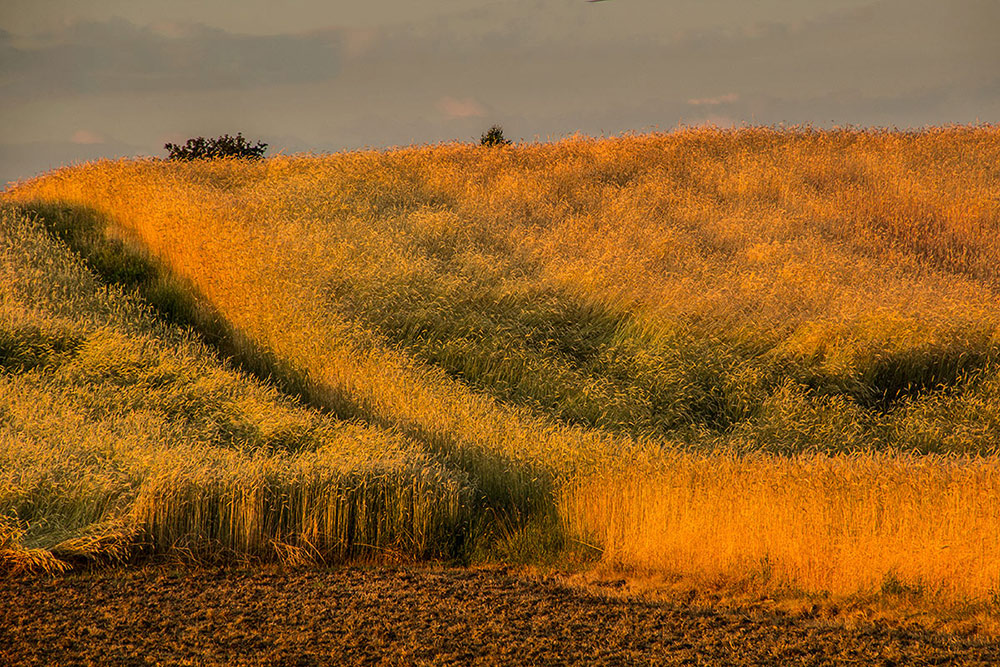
[3, 565, 999, 666]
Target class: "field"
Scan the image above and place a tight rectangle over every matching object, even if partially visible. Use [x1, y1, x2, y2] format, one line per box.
[3, 126, 1000, 618]
[6, 565, 1000, 666]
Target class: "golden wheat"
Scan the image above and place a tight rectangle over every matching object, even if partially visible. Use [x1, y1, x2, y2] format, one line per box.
[0, 208, 469, 568]
[564, 451, 1000, 599]
[4, 126, 1000, 603]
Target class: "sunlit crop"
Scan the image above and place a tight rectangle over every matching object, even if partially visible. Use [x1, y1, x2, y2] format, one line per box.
[4, 126, 1000, 603]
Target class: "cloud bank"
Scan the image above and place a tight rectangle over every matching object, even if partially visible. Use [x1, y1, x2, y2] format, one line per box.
[0, 19, 345, 97]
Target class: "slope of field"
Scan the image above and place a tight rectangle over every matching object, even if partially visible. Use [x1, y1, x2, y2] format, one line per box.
[4, 127, 1000, 604]
[0, 206, 470, 572]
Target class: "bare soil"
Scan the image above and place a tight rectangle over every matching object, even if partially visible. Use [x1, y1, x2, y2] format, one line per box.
[3, 565, 999, 666]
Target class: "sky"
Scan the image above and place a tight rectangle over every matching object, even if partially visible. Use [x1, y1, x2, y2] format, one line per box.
[1, 0, 998, 187]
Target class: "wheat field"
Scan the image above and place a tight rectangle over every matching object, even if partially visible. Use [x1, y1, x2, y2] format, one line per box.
[3, 126, 1000, 605]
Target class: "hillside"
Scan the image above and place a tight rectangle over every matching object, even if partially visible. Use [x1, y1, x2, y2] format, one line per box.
[4, 127, 1000, 604]
[0, 206, 469, 571]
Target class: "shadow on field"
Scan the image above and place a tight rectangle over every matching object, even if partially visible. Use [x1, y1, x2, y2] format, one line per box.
[15, 202, 575, 565]
[19, 202, 322, 414]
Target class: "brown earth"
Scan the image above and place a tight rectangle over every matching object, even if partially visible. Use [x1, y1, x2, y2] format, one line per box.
[2, 565, 999, 666]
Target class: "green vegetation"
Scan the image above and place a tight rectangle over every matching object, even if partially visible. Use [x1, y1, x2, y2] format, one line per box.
[480, 125, 512, 146]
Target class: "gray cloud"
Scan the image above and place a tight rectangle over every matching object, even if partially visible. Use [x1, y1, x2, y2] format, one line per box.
[0, 18, 345, 97]
[314, 0, 994, 142]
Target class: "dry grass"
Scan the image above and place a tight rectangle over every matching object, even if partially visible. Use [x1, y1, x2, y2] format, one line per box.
[565, 451, 1000, 602]
[0, 209, 470, 570]
[4, 126, 1000, 605]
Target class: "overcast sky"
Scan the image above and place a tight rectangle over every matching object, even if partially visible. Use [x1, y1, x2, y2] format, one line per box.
[1, 0, 997, 187]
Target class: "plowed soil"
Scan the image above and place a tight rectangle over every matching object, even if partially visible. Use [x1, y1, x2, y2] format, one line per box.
[3, 565, 999, 666]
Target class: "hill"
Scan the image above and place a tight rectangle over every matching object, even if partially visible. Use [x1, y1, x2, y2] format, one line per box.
[4, 126, 1000, 605]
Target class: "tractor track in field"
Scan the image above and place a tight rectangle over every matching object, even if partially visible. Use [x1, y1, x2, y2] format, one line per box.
[3, 565, 999, 666]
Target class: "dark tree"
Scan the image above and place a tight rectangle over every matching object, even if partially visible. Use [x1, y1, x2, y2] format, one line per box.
[480, 125, 512, 147]
[165, 133, 268, 160]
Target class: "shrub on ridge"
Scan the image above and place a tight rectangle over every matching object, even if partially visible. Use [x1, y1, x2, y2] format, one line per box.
[165, 133, 268, 160]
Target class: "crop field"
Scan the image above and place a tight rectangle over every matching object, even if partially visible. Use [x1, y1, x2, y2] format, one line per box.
[3, 126, 1000, 611]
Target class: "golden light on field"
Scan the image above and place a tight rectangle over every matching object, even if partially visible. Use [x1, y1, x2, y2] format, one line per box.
[3, 126, 1000, 604]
